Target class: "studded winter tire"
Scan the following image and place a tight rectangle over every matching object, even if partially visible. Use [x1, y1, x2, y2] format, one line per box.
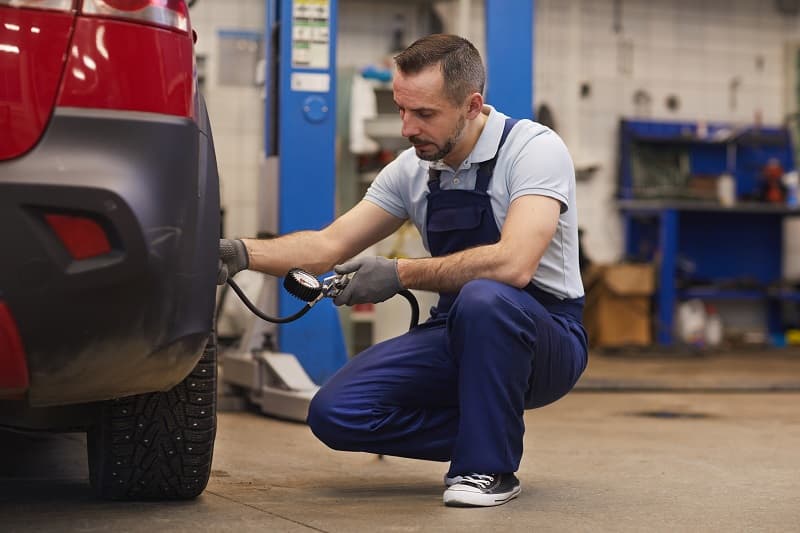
[87, 333, 217, 500]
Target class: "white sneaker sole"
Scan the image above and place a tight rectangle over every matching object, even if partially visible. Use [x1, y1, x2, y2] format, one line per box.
[443, 485, 521, 507]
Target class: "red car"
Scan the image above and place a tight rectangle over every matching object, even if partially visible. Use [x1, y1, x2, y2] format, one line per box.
[0, 0, 220, 500]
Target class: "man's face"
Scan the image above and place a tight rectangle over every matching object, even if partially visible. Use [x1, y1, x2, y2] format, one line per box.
[392, 65, 468, 162]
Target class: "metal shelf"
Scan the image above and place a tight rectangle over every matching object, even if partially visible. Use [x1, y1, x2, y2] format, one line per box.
[679, 288, 800, 302]
[618, 199, 800, 215]
[630, 131, 789, 147]
[618, 118, 798, 345]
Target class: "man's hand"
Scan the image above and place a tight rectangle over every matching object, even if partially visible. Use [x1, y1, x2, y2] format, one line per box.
[333, 256, 403, 306]
[218, 239, 249, 285]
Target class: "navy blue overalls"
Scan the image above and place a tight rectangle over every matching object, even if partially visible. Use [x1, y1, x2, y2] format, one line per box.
[308, 119, 588, 477]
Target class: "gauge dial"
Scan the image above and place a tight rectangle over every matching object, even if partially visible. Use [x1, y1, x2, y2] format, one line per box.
[284, 268, 323, 301]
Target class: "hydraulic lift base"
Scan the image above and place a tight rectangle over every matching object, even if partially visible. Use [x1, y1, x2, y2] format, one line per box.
[221, 350, 319, 422]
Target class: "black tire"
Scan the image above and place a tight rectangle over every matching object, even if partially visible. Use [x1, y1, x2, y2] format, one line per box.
[87, 333, 217, 500]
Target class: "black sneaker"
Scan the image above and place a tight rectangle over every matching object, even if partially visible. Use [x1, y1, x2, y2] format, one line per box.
[443, 473, 521, 507]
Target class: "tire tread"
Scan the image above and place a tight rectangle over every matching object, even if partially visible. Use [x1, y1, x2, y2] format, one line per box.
[88, 334, 217, 500]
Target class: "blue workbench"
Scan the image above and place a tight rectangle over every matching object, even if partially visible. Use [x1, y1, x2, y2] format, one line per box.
[617, 119, 799, 345]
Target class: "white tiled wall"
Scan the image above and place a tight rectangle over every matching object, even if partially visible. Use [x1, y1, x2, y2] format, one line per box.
[189, 0, 266, 240]
[337, 1, 443, 68]
[189, 0, 450, 240]
[534, 0, 800, 264]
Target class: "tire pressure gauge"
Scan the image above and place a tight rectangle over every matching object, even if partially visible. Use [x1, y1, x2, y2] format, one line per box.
[283, 268, 324, 302]
[228, 267, 418, 328]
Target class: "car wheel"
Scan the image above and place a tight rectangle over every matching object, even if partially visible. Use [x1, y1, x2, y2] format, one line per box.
[87, 332, 217, 500]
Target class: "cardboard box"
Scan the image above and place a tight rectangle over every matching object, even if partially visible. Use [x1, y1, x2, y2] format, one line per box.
[583, 263, 655, 348]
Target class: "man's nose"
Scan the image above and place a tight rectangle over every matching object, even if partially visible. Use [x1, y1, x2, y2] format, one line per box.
[400, 115, 420, 138]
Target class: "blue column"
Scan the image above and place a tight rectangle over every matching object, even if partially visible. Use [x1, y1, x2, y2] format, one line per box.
[622, 212, 635, 258]
[273, 0, 347, 384]
[658, 209, 678, 345]
[485, 0, 534, 119]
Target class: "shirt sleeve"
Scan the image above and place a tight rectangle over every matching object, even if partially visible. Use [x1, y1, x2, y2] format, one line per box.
[363, 152, 411, 219]
[507, 127, 574, 213]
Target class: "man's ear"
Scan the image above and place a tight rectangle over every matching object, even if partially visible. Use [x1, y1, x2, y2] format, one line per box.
[465, 92, 484, 119]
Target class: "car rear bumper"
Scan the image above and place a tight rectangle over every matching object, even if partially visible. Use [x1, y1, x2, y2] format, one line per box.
[0, 107, 220, 406]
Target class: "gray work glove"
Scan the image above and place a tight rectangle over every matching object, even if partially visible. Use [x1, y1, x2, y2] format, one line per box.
[218, 238, 249, 285]
[333, 256, 403, 306]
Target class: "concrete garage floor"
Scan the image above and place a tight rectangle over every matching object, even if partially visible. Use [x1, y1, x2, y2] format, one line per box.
[1, 350, 799, 532]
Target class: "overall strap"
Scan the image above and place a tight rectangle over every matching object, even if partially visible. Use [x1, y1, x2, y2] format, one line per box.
[427, 168, 442, 191]
[475, 118, 519, 192]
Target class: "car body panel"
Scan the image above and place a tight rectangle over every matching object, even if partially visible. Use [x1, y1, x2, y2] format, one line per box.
[0, 301, 28, 394]
[0, 7, 75, 160]
[0, 106, 220, 407]
[57, 17, 195, 118]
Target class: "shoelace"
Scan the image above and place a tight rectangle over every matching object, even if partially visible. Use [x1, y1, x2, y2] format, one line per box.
[458, 473, 495, 488]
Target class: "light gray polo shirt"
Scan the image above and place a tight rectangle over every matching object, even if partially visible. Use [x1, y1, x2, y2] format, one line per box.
[364, 105, 584, 299]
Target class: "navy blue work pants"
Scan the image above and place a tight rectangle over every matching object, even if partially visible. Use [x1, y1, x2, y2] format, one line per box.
[307, 279, 588, 476]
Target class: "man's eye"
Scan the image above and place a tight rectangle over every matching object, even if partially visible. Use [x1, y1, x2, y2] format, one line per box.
[418, 111, 432, 118]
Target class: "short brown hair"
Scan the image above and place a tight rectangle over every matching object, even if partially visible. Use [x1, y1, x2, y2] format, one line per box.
[394, 34, 485, 106]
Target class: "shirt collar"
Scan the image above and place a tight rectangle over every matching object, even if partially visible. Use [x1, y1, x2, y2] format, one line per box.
[417, 105, 508, 172]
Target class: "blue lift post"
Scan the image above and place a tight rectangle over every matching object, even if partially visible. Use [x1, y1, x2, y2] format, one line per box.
[485, 0, 534, 120]
[266, 0, 347, 384]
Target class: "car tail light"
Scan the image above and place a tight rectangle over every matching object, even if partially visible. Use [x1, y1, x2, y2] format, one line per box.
[0, 0, 74, 10]
[45, 213, 112, 260]
[0, 302, 28, 392]
[80, 0, 188, 32]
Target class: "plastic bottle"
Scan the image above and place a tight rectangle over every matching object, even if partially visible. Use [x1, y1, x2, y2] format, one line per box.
[704, 304, 723, 347]
[784, 171, 799, 208]
[677, 299, 707, 346]
[717, 173, 736, 207]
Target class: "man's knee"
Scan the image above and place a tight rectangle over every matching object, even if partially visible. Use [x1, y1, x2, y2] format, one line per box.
[308, 388, 386, 453]
[306, 389, 345, 450]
